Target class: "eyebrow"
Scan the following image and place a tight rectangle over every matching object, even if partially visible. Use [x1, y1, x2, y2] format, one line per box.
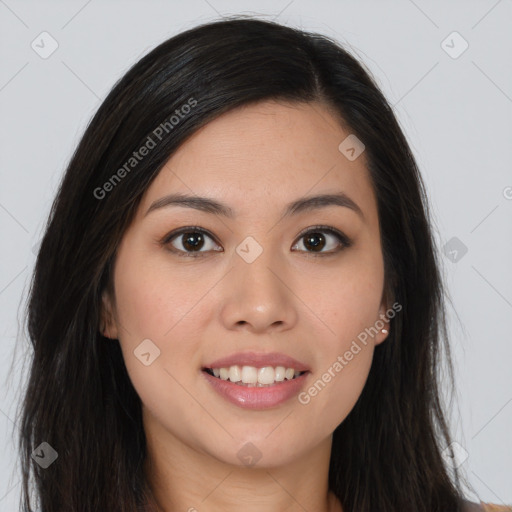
[144, 191, 364, 220]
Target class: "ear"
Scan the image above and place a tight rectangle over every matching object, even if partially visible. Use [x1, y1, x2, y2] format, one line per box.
[374, 290, 393, 346]
[99, 288, 118, 339]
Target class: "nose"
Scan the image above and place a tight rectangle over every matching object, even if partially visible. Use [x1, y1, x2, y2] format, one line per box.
[219, 246, 299, 334]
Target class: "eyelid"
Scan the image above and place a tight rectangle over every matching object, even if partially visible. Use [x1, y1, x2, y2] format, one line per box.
[160, 226, 221, 257]
[295, 224, 352, 248]
[161, 226, 215, 245]
[160, 224, 352, 257]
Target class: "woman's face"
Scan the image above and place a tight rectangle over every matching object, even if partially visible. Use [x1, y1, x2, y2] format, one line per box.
[102, 100, 390, 468]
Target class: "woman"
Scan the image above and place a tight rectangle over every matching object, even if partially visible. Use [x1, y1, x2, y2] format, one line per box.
[16, 16, 511, 512]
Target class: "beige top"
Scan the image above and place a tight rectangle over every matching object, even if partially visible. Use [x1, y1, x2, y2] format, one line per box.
[463, 501, 512, 512]
[140, 499, 512, 511]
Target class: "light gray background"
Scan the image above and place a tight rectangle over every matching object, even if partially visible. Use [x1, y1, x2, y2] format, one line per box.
[1, 0, 511, 509]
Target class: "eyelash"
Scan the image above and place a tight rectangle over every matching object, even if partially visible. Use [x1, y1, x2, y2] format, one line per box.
[160, 225, 352, 258]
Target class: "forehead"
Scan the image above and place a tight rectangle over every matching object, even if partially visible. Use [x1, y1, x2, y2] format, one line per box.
[139, 100, 377, 222]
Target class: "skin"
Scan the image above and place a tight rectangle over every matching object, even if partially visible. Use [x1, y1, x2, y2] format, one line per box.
[101, 100, 390, 512]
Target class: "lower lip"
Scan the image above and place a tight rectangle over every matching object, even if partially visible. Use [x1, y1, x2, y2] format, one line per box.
[201, 370, 309, 410]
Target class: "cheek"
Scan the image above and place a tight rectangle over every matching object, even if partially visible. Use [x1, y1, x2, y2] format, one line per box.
[304, 342, 374, 418]
[113, 241, 213, 342]
[293, 251, 383, 427]
[112, 259, 208, 440]
[303, 249, 384, 345]
[294, 331, 375, 446]
[111, 247, 208, 403]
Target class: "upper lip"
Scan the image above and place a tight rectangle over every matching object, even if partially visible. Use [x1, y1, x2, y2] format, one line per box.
[203, 352, 310, 372]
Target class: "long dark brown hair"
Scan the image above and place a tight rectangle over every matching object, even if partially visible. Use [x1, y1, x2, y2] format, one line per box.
[15, 15, 472, 512]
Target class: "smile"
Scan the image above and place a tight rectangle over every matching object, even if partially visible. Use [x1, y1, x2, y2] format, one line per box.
[201, 367, 310, 409]
[204, 365, 306, 387]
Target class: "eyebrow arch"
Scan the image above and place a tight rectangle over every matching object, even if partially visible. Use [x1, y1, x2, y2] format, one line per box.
[144, 192, 364, 220]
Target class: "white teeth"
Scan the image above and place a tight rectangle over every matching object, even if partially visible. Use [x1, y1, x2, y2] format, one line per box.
[257, 367, 275, 385]
[229, 365, 241, 383]
[241, 366, 258, 384]
[285, 368, 295, 380]
[274, 366, 286, 381]
[208, 365, 303, 386]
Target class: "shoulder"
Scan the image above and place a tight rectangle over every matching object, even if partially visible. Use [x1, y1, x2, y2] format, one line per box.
[462, 500, 512, 512]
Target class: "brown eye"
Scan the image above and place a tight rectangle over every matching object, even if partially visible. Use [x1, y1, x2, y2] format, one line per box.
[161, 225, 351, 258]
[162, 227, 222, 257]
[179, 232, 206, 251]
[291, 226, 351, 256]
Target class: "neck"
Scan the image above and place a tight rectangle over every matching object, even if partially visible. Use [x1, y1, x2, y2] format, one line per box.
[142, 409, 342, 512]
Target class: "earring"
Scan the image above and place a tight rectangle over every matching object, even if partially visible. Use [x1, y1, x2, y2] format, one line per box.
[382, 329, 388, 334]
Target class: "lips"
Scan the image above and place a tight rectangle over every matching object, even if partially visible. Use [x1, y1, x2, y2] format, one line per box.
[203, 351, 311, 372]
[201, 368, 310, 409]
